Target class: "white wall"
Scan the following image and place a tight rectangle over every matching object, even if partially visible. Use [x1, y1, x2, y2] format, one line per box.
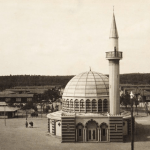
[0, 116, 8, 119]
[56, 121, 61, 136]
[50, 121, 52, 133]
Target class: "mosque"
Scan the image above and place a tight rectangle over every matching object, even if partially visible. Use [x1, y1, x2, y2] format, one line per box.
[47, 12, 132, 143]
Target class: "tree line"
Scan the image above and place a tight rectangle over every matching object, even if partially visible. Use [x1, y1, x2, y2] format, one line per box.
[0, 75, 73, 90]
[1, 73, 150, 91]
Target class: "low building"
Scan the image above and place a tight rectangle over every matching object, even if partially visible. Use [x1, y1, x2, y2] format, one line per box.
[0, 94, 34, 103]
[0, 102, 19, 118]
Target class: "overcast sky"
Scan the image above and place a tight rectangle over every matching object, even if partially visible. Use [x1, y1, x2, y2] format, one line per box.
[0, 0, 150, 76]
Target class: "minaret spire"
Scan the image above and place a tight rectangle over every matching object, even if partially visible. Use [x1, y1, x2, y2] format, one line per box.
[109, 9, 119, 39]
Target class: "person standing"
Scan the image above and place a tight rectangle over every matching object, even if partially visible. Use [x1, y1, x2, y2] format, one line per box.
[25, 121, 28, 128]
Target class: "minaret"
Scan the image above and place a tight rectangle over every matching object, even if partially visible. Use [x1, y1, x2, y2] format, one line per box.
[106, 11, 123, 115]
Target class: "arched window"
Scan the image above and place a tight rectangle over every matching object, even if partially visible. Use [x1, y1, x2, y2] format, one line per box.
[103, 99, 108, 112]
[92, 99, 97, 112]
[66, 100, 69, 108]
[98, 99, 102, 112]
[86, 99, 91, 112]
[66, 99, 70, 112]
[63, 100, 67, 111]
[70, 100, 73, 108]
[80, 99, 85, 112]
[70, 99, 73, 112]
[62, 99, 65, 111]
[74, 99, 79, 112]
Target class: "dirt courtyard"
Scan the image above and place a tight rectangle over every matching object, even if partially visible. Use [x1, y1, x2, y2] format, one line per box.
[0, 115, 150, 150]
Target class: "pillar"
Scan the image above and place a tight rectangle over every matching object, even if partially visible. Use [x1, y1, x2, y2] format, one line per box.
[102, 100, 103, 112]
[91, 101, 92, 112]
[84, 100, 86, 112]
[97, 101, 98, 112]
[107, 129, 109, 142]
[100, 129, 101, 142]
[73, 101, 75, 112]
[85, 128, 87, 142]
[83, 128, 84, 142]
[79, 100, 80, 112]
[98, 128, 100, 142]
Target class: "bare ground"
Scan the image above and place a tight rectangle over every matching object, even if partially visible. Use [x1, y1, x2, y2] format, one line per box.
[0, 114, 150, 150]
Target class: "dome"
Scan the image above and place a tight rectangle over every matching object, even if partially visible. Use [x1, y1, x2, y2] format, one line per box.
[63, 71, 109, 98]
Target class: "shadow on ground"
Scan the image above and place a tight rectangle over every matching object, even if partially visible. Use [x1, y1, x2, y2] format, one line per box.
[124, 123, 150, 143]
[135, 123, 150, 142]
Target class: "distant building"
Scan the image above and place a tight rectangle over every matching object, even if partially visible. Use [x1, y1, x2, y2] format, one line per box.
[0, 94, 34, 103]
[0, 85, 62, 104]
[0, 102, 19, 118]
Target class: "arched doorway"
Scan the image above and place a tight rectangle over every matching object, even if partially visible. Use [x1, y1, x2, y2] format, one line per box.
[86, 119, 98, 142]
[100, 122, 108, 141]
[76, 123, 84, 142]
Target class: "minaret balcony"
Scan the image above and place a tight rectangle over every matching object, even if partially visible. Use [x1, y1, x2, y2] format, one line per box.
[106, 51, 123, 60]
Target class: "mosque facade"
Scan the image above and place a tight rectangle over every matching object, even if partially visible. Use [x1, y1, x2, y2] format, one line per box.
[47, 13, 132, 143]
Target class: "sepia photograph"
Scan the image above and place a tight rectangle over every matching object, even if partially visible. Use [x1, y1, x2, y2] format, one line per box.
[0, 0, 150, 150]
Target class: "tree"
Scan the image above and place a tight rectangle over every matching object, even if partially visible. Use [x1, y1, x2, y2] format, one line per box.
[22, 101, 34, 110]
[120, 92, 130, 108]
[42, 88, 61, 102]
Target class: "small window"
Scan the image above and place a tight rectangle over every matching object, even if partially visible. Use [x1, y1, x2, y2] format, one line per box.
[80, 100, 84, 108]
[70, 100, 73, 108]
[27, 98, 32, 102]
[75, 100, 79, 107]
[79, 129, 82, 136]
[5, 98, 11, 102]
[16, 98, 21, 102]
[103, 129, 105, 136]
[86, 100, 90, 108]
[67, 100, 69, 108]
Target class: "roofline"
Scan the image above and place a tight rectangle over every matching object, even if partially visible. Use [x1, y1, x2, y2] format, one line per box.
[62, 95, 109, 98]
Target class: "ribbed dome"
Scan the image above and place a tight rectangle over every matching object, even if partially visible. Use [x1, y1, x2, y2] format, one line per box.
[63, 71, 109, 98]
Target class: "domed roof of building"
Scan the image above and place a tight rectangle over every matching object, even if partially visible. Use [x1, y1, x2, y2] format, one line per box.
[63, 71, 109, 98]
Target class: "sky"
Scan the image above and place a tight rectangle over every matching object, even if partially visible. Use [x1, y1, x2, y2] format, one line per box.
[0, 0, 150, 76]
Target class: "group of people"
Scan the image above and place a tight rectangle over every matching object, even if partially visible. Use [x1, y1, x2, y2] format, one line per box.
[25, 121, 33, 128]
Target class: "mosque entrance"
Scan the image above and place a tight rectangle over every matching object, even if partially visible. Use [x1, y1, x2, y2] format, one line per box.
[86, 119, 98, 142]
[88, 129, 96, 141]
